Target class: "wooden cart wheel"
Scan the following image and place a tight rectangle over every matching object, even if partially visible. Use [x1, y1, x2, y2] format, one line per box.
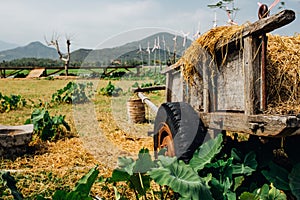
[154, 102, 207, 162]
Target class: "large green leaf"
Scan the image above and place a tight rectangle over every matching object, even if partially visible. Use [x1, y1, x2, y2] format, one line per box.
[133, 148, 155, 173]
[117, 156, 135, 175]
[262, 161, 290, 191]
[239, 184, 286, 200]
[231, 149, 257, 176]
[189, 134, 223, 171]
[289, 162, 300, 199]
[149, 158, 213, 200]
[72, 166, 99, 197]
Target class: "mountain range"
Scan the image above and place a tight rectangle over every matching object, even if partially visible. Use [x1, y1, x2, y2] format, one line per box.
[0, 32, 192, 64]
[0, 40, 19, 51]
[0, 41, 58, 61]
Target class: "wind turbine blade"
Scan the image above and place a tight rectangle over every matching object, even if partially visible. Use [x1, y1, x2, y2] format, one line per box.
[269, 0, 280, 11]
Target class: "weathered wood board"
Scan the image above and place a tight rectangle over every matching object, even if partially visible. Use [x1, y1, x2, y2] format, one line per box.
[216, 50, 245, 111]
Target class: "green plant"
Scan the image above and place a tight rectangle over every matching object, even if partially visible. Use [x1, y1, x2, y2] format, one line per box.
[0, 92, 26, 113]
[109, 148, 155, 199]
[25, 108, 70, 141]
[99, 81, 123, 96]
[0, 171, 24, 200]
[52, 81, 93, 104]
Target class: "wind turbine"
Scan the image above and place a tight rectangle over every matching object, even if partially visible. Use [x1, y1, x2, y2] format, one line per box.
[146, 42, 151, 66]
[193, 22, 201, 40]
[172, 35, 177, 64]
[213, 11, 218, 28]
[181, 31, 190, 48]
[162, 35, 167, 65]
[152, 38, 159, 66]
[137, 44, 144, 66]
[226, 7, 238, 25]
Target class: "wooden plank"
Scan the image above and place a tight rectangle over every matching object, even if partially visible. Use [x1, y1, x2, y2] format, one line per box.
[199, 112, 300, 137]
[216, 50, 245, 111]
[243, 36, 261, 115]
[215, 9, 295, 50]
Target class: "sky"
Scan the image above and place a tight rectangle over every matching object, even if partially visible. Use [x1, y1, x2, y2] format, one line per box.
[0, 0, 299, 50]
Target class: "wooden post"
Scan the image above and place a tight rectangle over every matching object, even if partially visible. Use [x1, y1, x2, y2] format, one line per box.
[261, 34, 268, 111]
[244, 36, 261, 115]
[203, 57, 210, 113]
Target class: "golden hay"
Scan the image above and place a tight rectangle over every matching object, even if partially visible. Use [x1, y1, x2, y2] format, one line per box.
[266, 34, 300, 114]
[178, 25, 300, 114]
[179, 25, 244, 83]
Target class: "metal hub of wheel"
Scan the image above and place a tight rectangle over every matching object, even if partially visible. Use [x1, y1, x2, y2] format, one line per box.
[158, 122, 175, 157]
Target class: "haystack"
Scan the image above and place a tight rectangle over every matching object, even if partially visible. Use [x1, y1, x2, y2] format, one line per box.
[178, 25, 300, 114]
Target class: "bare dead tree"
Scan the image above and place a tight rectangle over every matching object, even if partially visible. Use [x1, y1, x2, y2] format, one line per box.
[45, 34, 71, 76]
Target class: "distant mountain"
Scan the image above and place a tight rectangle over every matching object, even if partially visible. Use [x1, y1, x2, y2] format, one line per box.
[0, 40, 19, 51]
[0, 41, 58, 61]
[71, 32, 192, 65]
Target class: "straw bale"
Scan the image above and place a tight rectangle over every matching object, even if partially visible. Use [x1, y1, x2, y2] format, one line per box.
[266, 34, 300, 114]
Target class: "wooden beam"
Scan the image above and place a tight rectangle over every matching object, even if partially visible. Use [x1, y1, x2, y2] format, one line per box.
[132, 85, 166, 93]
[215, 9, 295, 50]
[199, 112, 300, 137]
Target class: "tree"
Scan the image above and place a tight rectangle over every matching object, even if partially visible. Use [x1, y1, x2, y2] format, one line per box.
[45, 34, 71, 76]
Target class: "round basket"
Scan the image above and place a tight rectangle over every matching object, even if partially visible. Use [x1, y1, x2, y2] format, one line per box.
[127, 99, 145, 123]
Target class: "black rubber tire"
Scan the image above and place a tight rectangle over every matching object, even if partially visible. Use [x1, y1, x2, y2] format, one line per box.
[154, 102, 207, 162]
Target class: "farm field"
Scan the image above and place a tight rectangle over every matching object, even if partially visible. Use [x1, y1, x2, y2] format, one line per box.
[0, 77, 165, 199]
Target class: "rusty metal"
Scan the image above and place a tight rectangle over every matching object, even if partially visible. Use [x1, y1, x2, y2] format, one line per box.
[158, 122, 175, 157]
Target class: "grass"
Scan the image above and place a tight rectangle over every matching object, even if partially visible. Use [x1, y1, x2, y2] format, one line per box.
[0, 77, 165, 199]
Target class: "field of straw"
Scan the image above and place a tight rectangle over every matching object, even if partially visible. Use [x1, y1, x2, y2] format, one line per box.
[0, 78, 164, 199]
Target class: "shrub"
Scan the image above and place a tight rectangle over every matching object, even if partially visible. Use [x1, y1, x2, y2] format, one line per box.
[25, 108, 70, 141]
[99, 81, 123, 96]
[0, 93, 26, 113]
[51, 82, 93, 104]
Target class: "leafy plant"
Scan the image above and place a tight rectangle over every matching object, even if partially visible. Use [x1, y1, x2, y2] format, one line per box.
[25, 108, 70, 141]
[109, 148, 155, 199]
[240, 184, 287, 200]
[99, 81, 123, 96]
[52, 81, 93, 104]
[0, 171, 24, 200]
[0, 92, 26, 113]
[149, 156, 213, 200]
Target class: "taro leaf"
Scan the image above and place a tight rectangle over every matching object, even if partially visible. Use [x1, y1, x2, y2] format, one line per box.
[239, 192, 258, 200]
[110, 169, 131, 182]
[268, 183, 287, 200]
[239, 184, 286, 200]
[189, 133, 223, 171]
[210, 177, 236, 200]
[72, 166, 99, 198]
[149, 158, 213, 200]
[289, 162, 300, 199]
[133, 148, 155, 173]
[261, 161, 290, 191]
[234, 176, 245, 191]
[231, 149, 257, 176]
[117, 157, 135, 175]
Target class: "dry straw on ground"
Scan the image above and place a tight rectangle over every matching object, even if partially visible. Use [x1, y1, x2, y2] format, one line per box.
[178, 25, 300, 114]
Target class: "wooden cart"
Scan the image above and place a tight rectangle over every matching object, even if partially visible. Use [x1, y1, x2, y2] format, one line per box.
[152, 10, 299, 161]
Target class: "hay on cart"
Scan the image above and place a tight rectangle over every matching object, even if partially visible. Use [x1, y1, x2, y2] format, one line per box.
[177, 25, 300, 114]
